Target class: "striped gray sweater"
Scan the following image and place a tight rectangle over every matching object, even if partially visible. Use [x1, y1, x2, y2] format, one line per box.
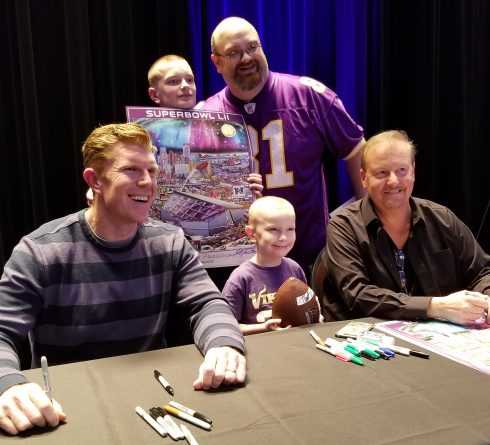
[0, 210, 244, 393]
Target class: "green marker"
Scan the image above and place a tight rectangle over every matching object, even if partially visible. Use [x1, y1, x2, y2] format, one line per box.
[344, 344, 361, 357]
[361, 348, 381, 359]
[349, 355, 365, 366]
[337, 346, 365, 366]
[347, 339, 381, 359]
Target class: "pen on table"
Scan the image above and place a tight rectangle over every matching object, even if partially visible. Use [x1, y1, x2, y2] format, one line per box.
[387, 344, 410, 356]
[40, 356, 52, 401]
[316, 344, 348, 362]
[408, 349, 430, 359]
[149, 407, 182, 440]
[148, 408, 171, 437]
[169, 401, 212, 425]
[135, 406, 167, 438]
[156, 407, 185, 439]
[326, 337, 372, 361]
[373, 349, 390, 360]
[163, 404, 212, 430]
[388, 344, 429, 359]
[346, 339, 381, 360]
[343, 344, 362, 357]
[325, 339, 366, 366]
[154, 369, 174, 395]
[324, 344, 365, 366]
[377, 346, 396, 358]
[348, 338, 380, 354]
[309, 330, 324, 345]
[315, 344, 364, 366]
[335, 333, 357, 339]
[180, 423, 200, 445]
[360, 336, 395, 357]
[350, 339, 389, 360]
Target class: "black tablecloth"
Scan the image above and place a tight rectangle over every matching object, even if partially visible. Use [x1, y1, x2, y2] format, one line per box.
[4, 319, 490, 444]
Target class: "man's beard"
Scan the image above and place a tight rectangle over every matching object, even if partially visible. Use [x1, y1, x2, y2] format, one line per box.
[232, 60, 264, 91]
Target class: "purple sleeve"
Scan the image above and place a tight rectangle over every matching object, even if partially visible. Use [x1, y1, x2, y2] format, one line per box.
[222, 277, 245, 321]
[314, 93, 364, 160]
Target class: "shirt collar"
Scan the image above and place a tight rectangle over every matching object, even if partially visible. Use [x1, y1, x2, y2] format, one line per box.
[224, 71, 273, 107]
[361, 196, 426, 230]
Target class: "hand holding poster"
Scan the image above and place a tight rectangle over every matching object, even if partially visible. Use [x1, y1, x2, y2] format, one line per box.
[126, 106, 256, 268]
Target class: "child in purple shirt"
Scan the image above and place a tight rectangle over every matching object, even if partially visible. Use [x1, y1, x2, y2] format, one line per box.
[222, 196, 306, 335]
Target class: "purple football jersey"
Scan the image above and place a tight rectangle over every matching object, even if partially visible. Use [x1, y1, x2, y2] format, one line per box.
[222, 258, 307, 324]
[202, 71, 364, 272]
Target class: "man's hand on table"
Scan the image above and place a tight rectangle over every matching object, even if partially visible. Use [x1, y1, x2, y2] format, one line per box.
[193, 346, 246, 390]
[427, 290, 489, 325]
[0, 383, 66, 435]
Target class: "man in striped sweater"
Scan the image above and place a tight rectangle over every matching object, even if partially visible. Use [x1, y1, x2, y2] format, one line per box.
[0, 123, 246, 435]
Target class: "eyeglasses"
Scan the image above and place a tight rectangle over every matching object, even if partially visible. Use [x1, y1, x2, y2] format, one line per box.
[214, 43, 261, 63]
[393, 249, 410, 295]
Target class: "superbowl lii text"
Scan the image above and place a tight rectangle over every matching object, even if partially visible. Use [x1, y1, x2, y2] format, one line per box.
[145, 109, 232, 121]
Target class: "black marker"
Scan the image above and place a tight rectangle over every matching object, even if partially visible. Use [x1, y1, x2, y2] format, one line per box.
[390, 345, 430, 359]
[169, 400, 213, 425]
[154, 369, 174, 395]
[135, 406, 167, 437]
[409, 349, 430, 359]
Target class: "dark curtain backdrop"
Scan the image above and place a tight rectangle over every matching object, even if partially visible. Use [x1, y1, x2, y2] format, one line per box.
[1, 0, 489, 267]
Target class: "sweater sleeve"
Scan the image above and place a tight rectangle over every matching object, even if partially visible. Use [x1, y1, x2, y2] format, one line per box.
[0, 237, 43, 393]
[170, 231, 245, 355]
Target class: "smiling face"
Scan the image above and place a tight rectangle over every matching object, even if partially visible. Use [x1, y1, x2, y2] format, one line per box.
[211, 18, 268, 99]
[88, 143, 158, 240]
[148, 59, 196, 109]
[246, 197, 296, 267]
[361, 139, 415, 216]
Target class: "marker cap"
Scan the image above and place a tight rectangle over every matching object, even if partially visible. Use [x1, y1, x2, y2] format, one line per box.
[350, 356, 365, 366]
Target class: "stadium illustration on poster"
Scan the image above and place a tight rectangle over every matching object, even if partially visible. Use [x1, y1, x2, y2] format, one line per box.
[126, 106, 256, 267]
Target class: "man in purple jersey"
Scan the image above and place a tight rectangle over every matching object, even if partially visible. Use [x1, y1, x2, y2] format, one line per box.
[199, 17, 366, 275]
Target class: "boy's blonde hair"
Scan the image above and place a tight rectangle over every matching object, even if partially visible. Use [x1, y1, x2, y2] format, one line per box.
[148, 54, 190, 87]
[247, 196, 295, 226]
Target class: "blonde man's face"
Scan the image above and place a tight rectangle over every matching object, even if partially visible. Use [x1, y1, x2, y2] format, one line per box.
[95, 143, 158, 234]
[361, 141, 415, 213]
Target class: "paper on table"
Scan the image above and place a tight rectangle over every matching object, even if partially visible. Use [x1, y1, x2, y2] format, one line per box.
[375, 319, 490, 375]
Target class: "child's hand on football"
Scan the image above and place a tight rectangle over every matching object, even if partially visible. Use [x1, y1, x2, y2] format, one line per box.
[265, 319, 291, 331]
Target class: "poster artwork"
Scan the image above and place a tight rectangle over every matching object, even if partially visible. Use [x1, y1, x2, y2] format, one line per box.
[126, 106, 256, 268]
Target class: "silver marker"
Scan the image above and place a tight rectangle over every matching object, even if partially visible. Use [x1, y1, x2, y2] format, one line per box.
[40, 356, 52, 401]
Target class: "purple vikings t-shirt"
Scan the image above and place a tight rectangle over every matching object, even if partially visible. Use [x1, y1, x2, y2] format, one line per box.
[201, 71, 364, 273]
[222, 258, 307, 324]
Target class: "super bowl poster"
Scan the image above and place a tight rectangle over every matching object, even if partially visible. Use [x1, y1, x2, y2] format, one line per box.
[126, 106, 256, 268]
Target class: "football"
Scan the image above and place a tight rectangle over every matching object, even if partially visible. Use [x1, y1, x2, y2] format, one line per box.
[272, 277, 321, 327]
